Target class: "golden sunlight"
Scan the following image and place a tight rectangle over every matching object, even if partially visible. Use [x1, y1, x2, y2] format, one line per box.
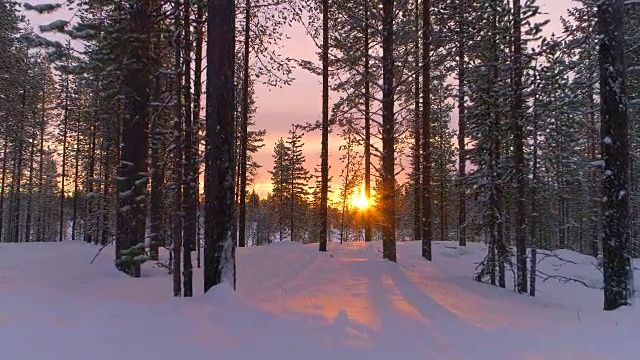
[350, 190, 370, 210]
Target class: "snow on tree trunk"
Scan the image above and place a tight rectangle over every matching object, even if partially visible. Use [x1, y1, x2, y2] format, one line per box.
[204, 0, 237, 292]
[115, 0, 152, 278]
[598, 0, 634, 311]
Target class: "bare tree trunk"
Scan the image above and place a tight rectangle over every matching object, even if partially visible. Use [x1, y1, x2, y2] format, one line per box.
[599, 0, 632, 311]
[204, 0, 237, 292]
[37, 84, 46, 242]
[59, 75, 69, 242]
[381, 0, 396, 262]
[530, 65, 540, 297]
[193, 0, 204, 268]
[439, 127, 446, 241]
[512, 0, 527, 294]
[413, 0, 421, 243]
[72, 120, 81, 241]
[10, 140, 23, 242]
[0, 140, 8, 243]
[24, 129, 37, 242]
[115, 0, 152, 277]
[589, 85, 600, 258]
[238, 0, 251, 248]
[421, 0, 432, 260]
[319, 0, 330, 252]
[85, 122, 97, 244]
[182, 0, 194, 297]
[457, 0, 466, 247]
[340, 132, 352, 245]
[363, 0, 372, 243]
[172, 0, 184, 297]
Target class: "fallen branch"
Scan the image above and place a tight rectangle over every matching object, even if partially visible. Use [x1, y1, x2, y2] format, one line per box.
[90, 239, 114, 264]
[154, 260, 172, 274]
[536, 270, 595, 289]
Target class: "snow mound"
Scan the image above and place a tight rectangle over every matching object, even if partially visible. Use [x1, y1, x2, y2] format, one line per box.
[202, 282, 236, 304]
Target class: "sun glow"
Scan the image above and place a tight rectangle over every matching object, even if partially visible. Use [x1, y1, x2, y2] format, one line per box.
[350, 190, 370, 210]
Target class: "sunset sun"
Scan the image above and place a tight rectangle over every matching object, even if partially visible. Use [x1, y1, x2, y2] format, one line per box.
[350, 191, 370, 210]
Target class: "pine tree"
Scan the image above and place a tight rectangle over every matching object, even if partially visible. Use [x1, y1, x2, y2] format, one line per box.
[270, 138, 289, 241]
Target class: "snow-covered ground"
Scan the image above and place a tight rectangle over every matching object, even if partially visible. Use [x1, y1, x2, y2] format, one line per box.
[0, 240, 638, 359]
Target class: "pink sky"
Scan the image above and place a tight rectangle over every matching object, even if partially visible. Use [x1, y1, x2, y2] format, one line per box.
[25, 0, 575, 199]
[250, 0, 575, 197]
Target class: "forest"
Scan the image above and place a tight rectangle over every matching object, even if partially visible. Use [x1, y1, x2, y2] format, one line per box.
[0, 0, 636, 313]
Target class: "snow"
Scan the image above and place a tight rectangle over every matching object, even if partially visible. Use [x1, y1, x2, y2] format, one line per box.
[1, 240, 639, 359]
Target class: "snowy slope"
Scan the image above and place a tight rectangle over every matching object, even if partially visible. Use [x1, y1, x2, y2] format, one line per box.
[0, 240, 638, 360]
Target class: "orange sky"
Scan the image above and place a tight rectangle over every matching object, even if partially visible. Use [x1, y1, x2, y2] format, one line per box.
[26, 0, 574, 199]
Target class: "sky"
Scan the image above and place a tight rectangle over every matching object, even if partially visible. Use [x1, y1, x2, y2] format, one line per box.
[25, 0, 576, 200]
[249, 0, 575, 198]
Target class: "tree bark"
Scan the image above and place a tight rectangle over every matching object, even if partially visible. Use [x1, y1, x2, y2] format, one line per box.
[457, 0, 466, 247]
[59, 75, 69, 242]
[512, 0, 527, 294]
[115, 0, 152, 277]
[381, 0, 396, 262]
[172, 0, 184, 297]
[0, 140, 8, 243]
[363, 0, 372, 243]
[193, 0, 204, 268]
[182, 0, 194, 297]
[421, 0, 432, 260]
[319, 0, 329, 252]
[72, 120, 81, 241]
[238, 0, 251, 248]
[413, 0, 421, 243]
[204, 0, 237, 292]
[599, 0, 633, 311]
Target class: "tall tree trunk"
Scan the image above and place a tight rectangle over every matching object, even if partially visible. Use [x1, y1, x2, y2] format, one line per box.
[193, 0, 204, 268]
[172, 0, 184, 297]
[148, 73, 164, 260]
[381, 0, 396, 262]
[238, 0, 251, 248]
[589, 85, 600, 258]
[59, 76, 69, 242]
[85, 122, 97, 244]
[512, 0, 527, 294]
[363, 0, 372, 243]
[37, 84, 46, 242]
[421, 0, 432, 260]
[0, 140, 8, 243]
[439, 127, 446, 241]
[457, 0, 466, 247]
[182, 0, 194, 297]
[599, 0, 632, 311]
[101, 152, 111, 246]
[115, 0, 152, 277]
[413, 0, 421, 243]
[340, 132, 352, 245]
[319, 0, 330, 252]
[204, 0, 237, 292]
[72, 120, 81, 241]
[12, 144, 23, 243]
[289, 129, 296, 242]
[530, 65, 540, 297]
[24, 129, 37, 242]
